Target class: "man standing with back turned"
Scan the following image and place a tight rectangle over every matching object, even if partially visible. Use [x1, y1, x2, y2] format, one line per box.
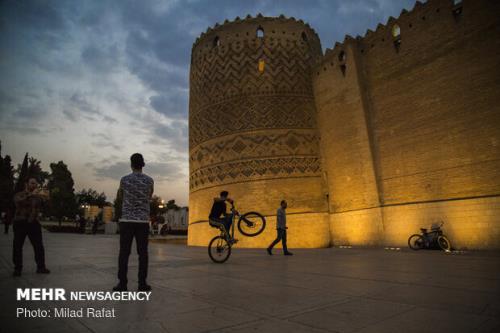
[267, 200, 293, 256]
[113, 153, 154, 292]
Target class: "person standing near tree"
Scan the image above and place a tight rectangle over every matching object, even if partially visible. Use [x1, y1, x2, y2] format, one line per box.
[113, 153, 154, 292]
[12, 178, 50, 276]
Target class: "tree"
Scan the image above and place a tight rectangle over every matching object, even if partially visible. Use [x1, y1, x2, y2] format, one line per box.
[76, 188, 107, 207]
[149, 195, 172, 217]
[27, 157, 49, 185]
[0, 143, 15, 216]
[14, 153, 29, 194]
[166, 199, 180, 210]
[47, 161, 78, 225]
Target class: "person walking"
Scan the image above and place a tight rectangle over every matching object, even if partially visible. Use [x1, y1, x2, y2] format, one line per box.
[113, 153, 154, 292]
[267, 200, 293, 256]
[92, 215, 99, 235]
[12, 178, 51, 276]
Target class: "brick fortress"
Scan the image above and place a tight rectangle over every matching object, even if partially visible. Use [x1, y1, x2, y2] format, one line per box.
[188, 0, 500, 249]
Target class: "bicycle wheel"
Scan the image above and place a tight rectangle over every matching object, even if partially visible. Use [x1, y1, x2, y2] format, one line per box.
[237, 212, 266, 237]
[208, 236, 231, 263]
[437, 235, 451, 251]
[408, 234, 425, 250]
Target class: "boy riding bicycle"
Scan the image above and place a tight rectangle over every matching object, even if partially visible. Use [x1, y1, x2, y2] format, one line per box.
[208, 191, 238, 244]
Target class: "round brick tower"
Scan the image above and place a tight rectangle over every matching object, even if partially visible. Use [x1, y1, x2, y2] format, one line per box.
[188, 15, 329, 248]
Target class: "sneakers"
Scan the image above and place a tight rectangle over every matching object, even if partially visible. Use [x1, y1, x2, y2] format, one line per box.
[267, 248, 273, 255]
[284, 252, 294, 256]
[138, 284, 152, 291]
[36, 267, 51, 274]
[112, 284, 127, 292]
[228, 238, 238, 245]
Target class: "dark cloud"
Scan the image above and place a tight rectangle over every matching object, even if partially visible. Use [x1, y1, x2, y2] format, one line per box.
[81, 44, 120, 72]
[151, 121, 188, 153]
[0, 125, 43, 135]
[70, 93, 100, 115]
[103, 115, 118, 124]
[94, 160, 183, 182]
[149, 93, 187, 119]
[14, 106, 45, 119]
[91, 132, 122, 151]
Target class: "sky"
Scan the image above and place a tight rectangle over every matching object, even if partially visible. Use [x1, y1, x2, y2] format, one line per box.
[0, 0, 416, 206]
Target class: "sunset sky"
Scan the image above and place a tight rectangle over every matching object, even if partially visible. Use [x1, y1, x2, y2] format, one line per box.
[0, 0, 414, 206]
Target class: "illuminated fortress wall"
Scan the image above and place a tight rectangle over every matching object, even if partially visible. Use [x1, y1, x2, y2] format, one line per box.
[314, 0, 500, 249]
[188, 15, 329, 248]
[188, 0, 500, 249]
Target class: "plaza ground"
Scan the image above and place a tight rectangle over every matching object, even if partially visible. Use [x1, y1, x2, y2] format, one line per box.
[0, 230, 499, 333]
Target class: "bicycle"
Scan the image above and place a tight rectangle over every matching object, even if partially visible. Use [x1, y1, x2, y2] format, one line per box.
[208, 208, 266, 263]
[408, 221, 452, 251]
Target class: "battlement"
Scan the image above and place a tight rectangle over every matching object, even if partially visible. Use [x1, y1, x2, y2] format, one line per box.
[316, 0, 468, 74]
[191, 14, 321, 57]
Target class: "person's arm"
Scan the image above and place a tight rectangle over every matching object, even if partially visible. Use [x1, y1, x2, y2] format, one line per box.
[150, 181, 154, 199]
[33, 188, 50, 202]
[14, 191, 29, 204]
[227, 198, 237, 214]
[117, 178, 124, 201]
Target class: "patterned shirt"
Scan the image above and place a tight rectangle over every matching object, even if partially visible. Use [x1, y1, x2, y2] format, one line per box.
[13, 191, 46, 223]
[119, 172, 154, 223]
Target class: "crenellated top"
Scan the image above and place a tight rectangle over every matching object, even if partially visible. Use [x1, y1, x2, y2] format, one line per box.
[191, 14, 321, 58]
[316, 0, 466, 73]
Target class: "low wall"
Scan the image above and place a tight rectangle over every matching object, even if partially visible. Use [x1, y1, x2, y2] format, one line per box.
[330, 196, 500, 250]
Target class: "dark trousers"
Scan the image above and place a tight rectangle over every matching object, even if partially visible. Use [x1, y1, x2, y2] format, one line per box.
[268, 228, 288, 252]
[210, 214, 233, 236]
[4, 222, 10, 234]
[118, 222, 149, 285]
[12, 222, 46, 271]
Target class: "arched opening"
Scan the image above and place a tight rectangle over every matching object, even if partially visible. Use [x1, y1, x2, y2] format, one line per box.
[392, 24, 401, 38]
[213, 36, 220, 48]
[258, 59, 265, 73]
[392, 24, 401, 52]
[256, 27, 264, 38]
[301, 32, 308, 42]
[452, 0, 463, 18]
[338, 51, 346, 62]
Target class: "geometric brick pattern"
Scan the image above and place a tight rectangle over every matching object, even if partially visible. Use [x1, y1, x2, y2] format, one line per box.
[190, 157, 321, 191]
[189, 17, 322, 191]
[190, 130, 319, 174]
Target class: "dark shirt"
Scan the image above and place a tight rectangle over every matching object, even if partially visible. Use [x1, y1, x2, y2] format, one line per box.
[277, 207, 286, 229]
[13, 191, 45, 223]
[209, 199, 226, 219]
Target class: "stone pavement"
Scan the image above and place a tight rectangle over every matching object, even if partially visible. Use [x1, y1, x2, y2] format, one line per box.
[0, 230, 499, 333]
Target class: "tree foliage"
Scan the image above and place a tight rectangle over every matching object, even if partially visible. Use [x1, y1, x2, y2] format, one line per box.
[14, 153, 29, 194]
[0, 143, 15, 215]
[27, 157, 49, 185]
[47, 161, 78, 221]
[113, 188, 122, 222]
[76, 188, 107, 207]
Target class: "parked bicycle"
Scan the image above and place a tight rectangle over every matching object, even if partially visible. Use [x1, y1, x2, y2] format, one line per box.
[408, 221, 452, 251]
[208, 208, 266, 263]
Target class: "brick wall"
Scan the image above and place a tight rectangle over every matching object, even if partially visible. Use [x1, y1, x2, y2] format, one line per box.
[315, 0, 500, 249]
